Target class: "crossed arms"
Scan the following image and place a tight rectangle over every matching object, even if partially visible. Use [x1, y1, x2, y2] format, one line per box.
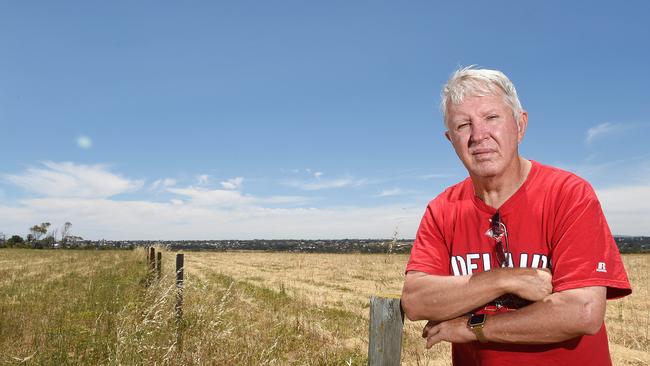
[401, 268, 606, 347]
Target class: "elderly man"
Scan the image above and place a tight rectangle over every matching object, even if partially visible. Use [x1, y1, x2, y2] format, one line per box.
[401, 66, 631, 365]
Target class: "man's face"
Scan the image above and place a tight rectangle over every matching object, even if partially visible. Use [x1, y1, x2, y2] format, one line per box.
[444, 94, 527, 179]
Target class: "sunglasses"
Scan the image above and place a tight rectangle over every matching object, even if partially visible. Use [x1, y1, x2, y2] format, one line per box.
[486, 212, 531, 309]
[487, 211, 510, 268]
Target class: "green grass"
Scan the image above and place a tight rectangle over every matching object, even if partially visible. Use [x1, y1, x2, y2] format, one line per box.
[0, 249, 147, 364]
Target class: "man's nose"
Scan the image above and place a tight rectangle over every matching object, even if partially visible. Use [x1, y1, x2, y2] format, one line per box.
[469, 121, 490, 144]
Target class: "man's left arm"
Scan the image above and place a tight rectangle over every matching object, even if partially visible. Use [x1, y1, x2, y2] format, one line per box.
[423, 286, 606, 347]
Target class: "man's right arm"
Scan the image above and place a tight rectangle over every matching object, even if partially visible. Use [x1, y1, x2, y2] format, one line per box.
[401, 268, 552, 321]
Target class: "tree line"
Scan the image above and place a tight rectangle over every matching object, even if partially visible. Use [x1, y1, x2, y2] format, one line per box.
[0, 222, 84, 249]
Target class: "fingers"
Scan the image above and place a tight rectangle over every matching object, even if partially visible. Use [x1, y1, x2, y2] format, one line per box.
[422, 320, 439, 338]
[423, 316, 476, 348]
[425, 326, 441, 349]
[426, 333, 441, 349]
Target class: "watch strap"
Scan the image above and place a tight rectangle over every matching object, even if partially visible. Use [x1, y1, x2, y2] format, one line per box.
[471, 323, 488, 343]
[468, 314, 488, 343]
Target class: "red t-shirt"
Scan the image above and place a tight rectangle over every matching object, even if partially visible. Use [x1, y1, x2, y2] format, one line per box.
[406, 160, 631, 366]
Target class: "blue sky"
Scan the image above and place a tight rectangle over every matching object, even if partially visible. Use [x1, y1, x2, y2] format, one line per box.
[1, 1, 649, 240]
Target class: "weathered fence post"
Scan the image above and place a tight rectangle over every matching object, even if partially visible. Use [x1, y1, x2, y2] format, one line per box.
[175, 253, 185, 351]
[156, 251, 162, 280]
[176, 253, 184, 319]
[149, 247, 156, 272]
[368, 295, 404, 366]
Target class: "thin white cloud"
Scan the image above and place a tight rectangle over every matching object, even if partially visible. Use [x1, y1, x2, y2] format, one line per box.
[150, 178, 177, 191]
[285, 177, 366, 191]
[585, 122, 629, 145]
[5, 161, 143, 198]
[167, 186, 254, 207]
[284, 168, 325, 180]
[167, 185, 311, 207]
[221, 177, 244, 190]
[77, 135, 92, 149]
[258, 195, 314, 205]
[375, 188, 405, 197]
[196, 175, 210, 186]
[419, 173, 453, 179]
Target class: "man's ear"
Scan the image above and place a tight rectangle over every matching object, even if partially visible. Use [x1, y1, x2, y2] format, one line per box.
[517, 111, 528, 144]
[445, 130, 451, 142]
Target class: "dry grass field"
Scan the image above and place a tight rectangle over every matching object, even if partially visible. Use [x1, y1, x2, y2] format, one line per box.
[1, 248, 648, 365]
[187, 251, 650, 365]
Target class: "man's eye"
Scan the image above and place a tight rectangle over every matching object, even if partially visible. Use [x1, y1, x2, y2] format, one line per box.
[457, 123, 469, 130]
[487, 115, 498, 120]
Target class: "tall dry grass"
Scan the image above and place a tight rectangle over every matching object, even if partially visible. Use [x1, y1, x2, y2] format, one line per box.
[187, 251, 650, 365]
[113, 260, 367, 364]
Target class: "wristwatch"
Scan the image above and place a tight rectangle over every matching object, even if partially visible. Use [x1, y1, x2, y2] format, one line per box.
[467, 313, 488, 343]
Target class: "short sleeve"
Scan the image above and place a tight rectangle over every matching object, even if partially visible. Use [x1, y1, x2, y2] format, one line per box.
[406, 201, 451, 276]
[550, 179, 631, 299]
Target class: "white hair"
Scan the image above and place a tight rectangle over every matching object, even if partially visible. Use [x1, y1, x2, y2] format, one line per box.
[440, 65, 524, 127]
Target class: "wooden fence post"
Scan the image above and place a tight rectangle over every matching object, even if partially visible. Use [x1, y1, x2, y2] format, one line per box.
[368, 295, 404, 366]
[176, 253, 184, 319]
[175, 253, 185, 351]
[156, 251, 162, 280]
[149, 247, 156, 272]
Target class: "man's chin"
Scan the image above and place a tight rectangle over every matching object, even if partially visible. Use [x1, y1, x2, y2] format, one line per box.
[467, 162, 503, 179]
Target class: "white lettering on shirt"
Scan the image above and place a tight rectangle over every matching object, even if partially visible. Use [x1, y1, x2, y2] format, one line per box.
[451, 255, 468, 276]
[466, 253, 480, 274]
[540, 255, 548, 268]
[519, 253, 529, 268]
[482, 253, 491, 272]
[450, 251, 550, 276]
[531, 254, 541, 268]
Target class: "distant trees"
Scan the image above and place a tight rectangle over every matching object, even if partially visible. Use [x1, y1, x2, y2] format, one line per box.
[28, 222, 51, 249]
[5, 235, 26, 248]
[29, 222, 50, 242]
[61, 222, 72, 245]
[0, 221, 78, 249]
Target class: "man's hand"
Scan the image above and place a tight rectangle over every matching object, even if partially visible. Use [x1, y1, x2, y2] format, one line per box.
[421, 316, 476, 349]
[502, 268, 552, 301]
